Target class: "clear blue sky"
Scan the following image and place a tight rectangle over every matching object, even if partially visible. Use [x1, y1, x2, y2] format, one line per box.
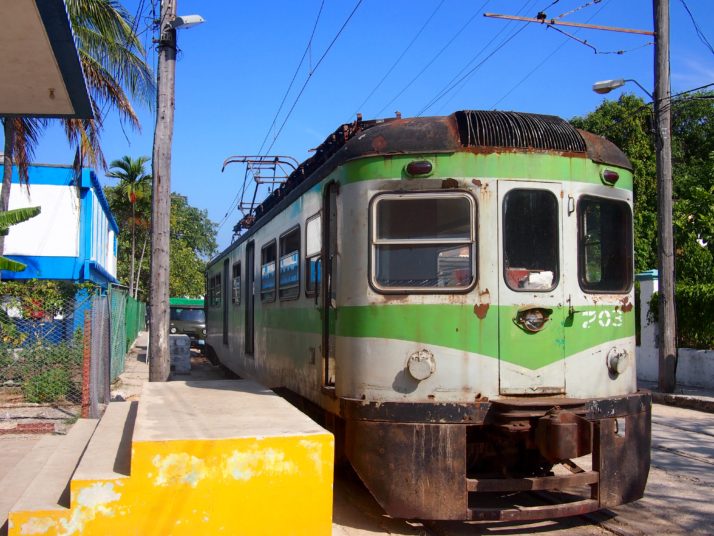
[27, 0, 714, 251]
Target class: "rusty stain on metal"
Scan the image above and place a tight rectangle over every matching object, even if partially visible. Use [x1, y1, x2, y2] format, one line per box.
[620, 296, 633, 312]
[474, 289, 490, 319]
[371, 135, 387, 152]
[441, 178, 459, 189]
[472, 179, 482, 187]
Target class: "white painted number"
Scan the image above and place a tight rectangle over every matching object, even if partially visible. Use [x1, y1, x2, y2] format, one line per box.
[581, 309, 623, 328]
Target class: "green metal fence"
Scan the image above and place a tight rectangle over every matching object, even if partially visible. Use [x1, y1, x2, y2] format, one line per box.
[109, 285, 146, 381]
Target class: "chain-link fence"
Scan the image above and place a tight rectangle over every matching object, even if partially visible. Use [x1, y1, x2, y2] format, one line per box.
[0, 281, 146, 425]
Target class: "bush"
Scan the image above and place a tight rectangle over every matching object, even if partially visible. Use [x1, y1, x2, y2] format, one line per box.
[650, 283, 714, 349]
[22, 368, 74, 403]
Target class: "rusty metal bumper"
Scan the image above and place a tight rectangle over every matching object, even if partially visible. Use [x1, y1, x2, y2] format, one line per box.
[342, 391, 651, 521]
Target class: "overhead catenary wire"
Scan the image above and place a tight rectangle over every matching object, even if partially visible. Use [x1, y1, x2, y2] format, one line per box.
[678, 0, 714, 56]
[489, 0, 612, 109]
[415, 0, 539, 117]
[375, 0, 494, 118]
[347, 0, 446, 122]
[218, 0, 364, 233]
[217, 0, 326, 232]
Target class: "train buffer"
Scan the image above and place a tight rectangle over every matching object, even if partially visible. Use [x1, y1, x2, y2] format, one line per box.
[7, 380, 334, 535]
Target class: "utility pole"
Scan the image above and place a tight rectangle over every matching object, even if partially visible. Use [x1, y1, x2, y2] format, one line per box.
[149, 0, 177, 381]
[654, 0, 676, 393]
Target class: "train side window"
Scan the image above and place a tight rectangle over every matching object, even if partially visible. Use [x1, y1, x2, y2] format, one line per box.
[503, 189, 559, 292]
[232, 262, 241, 305]
[578, 197, 633, 293]
[371, 193, 476, 292]
[260, 241, 277, 302]
[305, 213, 322, 296]
[209, 273, 222, 307]
[279, 226, 300, 300]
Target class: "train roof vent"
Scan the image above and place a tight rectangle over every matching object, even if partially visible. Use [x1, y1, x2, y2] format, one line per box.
[455, 110, 587, 153]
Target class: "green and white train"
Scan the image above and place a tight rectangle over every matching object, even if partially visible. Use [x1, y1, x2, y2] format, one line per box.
[205, 110, 651, 521]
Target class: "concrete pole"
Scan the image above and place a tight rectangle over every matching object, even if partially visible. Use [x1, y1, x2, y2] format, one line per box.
[149, 0, 177, 382]
[653, 0, 677, 393]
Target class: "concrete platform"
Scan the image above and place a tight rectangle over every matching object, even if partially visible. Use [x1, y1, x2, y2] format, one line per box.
[8, 379, 334, 536]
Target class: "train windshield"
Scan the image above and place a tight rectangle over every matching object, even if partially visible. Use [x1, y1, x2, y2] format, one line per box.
[503, 189, 559, 291]
[371, 193, 475, 291]
[578, 197, 633, 292]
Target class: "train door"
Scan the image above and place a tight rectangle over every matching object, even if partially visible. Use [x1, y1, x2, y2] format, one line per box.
[322, 182, 338, 388]
[222, 259, 229, 345]
[497, 182, 566, 395]
[245, 241, 255, 355]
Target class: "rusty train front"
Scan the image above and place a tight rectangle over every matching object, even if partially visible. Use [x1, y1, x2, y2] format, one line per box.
[206, 110, 651, 521]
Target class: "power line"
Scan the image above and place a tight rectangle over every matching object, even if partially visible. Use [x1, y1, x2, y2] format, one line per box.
[217, 1, 327, 233]
[348, 0, 446, 121]
[490, 0, 611, 109]
[263, 0, 364, 156]
[376, 0, 496, 118]
[678, 0, 714, 56]
[417, 0, 539, 116]
[218, 0, 364, 232]
[256, 0, 326, 157]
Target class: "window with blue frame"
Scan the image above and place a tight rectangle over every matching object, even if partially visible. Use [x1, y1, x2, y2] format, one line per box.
[260, 241, 277, 302]
[279, 226, 300, 300]
[305, 213, 322, 296]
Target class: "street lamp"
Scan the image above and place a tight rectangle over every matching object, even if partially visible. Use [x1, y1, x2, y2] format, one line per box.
[592, 79, 654, 100]
[592, 75, 677, 393]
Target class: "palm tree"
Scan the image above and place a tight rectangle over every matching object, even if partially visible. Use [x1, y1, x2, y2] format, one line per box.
[106, 155, 151, 296]
[1, 0, 154, 253]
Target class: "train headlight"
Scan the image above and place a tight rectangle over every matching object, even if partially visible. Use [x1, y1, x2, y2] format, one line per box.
[405, 160, 433, 177]
[607, 347, 630, 375]
[170, 326, 177, 334]
[202, 328, 206, 335]
[515, 307, 552, 333]
[407, 349, 436, 381]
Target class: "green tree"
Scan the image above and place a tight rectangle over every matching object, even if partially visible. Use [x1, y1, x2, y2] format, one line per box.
[106, 155, 151, 297]
[104, 188, 217, 299]
[1, 0, 153, 253]
[169, 195, 218, 298]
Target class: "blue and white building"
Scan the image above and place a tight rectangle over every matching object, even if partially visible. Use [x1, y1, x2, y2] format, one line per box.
[2, 163, 119, 287]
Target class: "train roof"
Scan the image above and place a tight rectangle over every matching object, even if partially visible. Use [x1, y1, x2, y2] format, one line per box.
[211, 110, 631, 267]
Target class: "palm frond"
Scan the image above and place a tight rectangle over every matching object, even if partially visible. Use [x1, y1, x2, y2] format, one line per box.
[0, 257, 28, 273]
[0, 206, 41, 234]
[7, 118, 47, 184]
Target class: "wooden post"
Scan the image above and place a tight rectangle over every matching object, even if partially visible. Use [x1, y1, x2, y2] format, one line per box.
[149, 0, 177, 382]
[81, 310, 91, 418]
[654, 0, 676, 393]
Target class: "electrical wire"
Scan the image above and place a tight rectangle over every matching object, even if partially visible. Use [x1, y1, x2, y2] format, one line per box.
[218, 0, 364, 232]
[678, 0, 714, 56]
[375, 0, 493, 118]
[255, 0, 326, 157]
[348, 0, 446, 121]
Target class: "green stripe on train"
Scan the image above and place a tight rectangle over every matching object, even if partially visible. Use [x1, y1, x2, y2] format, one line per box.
[336, 152, 633, 190]
[256, 304, 634, 370]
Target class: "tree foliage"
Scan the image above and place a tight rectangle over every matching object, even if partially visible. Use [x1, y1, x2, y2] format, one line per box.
[104, 186, 217, 299]
[571, 92, 714, 283]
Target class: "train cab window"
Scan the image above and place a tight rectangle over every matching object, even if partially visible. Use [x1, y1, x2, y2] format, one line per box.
[503, 189, 559, 291]
[260, 241, 277, 302]
[232, 262, 241, 305]
[371, 193, 476, 291]
[578, 197, 633, 292]
[209, 273, 222, 307]
[279, 227, 300, 300]
[305, 214, 322, 296]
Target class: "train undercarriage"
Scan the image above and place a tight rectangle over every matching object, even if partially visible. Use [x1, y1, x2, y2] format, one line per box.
[341, 392, 651, 521]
